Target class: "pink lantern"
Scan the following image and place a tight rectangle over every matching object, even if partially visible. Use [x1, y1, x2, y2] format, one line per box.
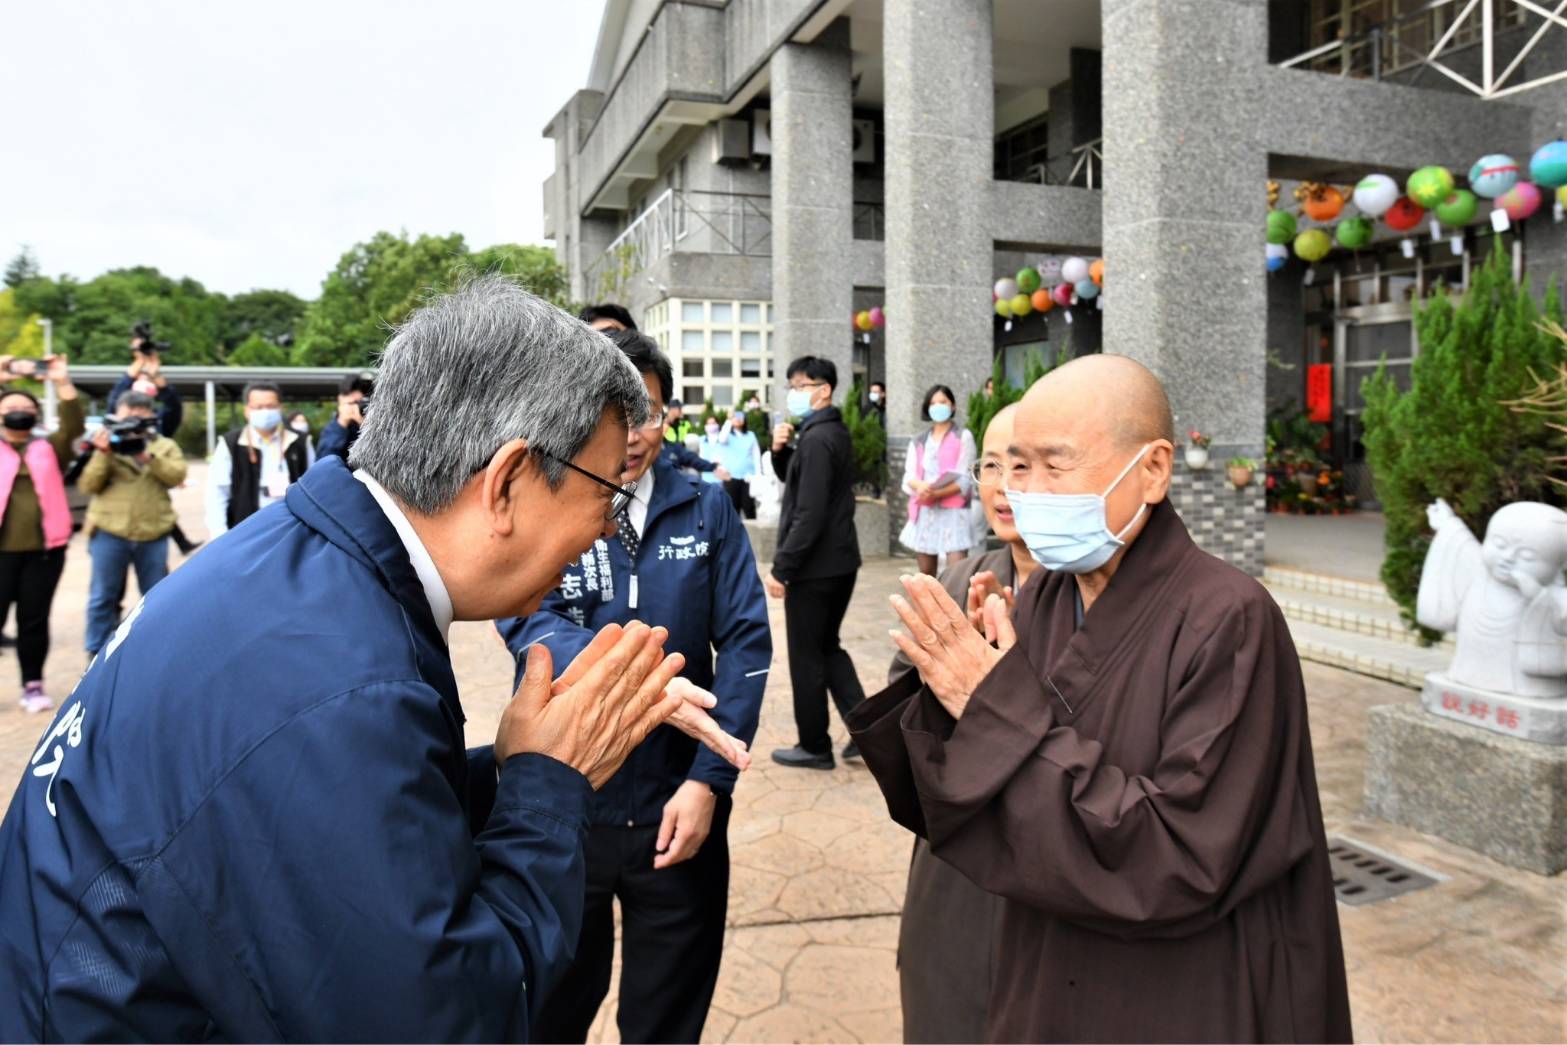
[1500, 182, 1544, 222]
[1051, 283, 1074, 308]
[869, 306, 885, 328]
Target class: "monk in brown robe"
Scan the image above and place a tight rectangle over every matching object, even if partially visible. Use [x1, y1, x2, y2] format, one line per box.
[890, 404, 1038, 1044]
[850, 355, 1352, 1043]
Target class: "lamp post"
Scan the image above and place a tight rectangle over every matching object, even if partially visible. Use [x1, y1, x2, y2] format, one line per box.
[37, 318, 56, 429]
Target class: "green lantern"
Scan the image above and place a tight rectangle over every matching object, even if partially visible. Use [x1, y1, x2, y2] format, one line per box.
[1406, 165, 1455, 209]
[1335, 216, 1374, 250]
[1015, 267, 1041, 295]
[1294, 228, 1332, 262]
[1434, 189, 1479, 227]
[1266, 209, 1297, 245]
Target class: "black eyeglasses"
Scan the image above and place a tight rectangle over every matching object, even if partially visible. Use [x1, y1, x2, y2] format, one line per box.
[536, 450, 636, 520]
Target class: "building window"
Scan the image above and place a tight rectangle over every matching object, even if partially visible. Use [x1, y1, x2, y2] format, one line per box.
[994, 114, 1050, 184]
[661, 298, 775, 409]
[1303, 0, 1525, 77]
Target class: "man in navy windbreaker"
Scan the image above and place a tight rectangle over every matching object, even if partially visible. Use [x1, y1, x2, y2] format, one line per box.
[498, 330, 770, 1044]
[0, 278, 745, 1042]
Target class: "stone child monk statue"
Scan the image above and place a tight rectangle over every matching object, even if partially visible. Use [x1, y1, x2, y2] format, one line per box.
[1418, 499, 1567, 698]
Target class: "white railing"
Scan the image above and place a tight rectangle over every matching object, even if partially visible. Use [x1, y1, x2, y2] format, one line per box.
[585, 189, 774, 300]
[1279, 0, 1566, 100]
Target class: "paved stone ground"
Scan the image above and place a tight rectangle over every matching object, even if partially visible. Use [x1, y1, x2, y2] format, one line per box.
[1265, 511, 1388, 582]
[2, 468, 1562, 1043]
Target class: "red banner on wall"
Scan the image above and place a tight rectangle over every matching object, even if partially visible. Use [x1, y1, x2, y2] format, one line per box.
[1307, 364, 1333, 423]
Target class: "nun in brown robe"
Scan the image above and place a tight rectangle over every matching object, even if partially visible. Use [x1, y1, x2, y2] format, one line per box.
[889, 404, 1037, 1044]
[850, 356, 1352, 1044]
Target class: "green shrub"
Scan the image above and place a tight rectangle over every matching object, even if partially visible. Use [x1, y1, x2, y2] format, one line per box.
[842, 379, 888, 492]
[965, 343, 1069, 444]
[1361, 241, 1564, 641]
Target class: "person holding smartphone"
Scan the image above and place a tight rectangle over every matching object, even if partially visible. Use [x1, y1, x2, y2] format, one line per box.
[0, 354, 83, 713]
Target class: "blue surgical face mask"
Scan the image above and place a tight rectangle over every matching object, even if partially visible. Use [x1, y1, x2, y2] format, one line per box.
[786, 388, 816, 418]
[1006, 444, 1153, 574]
[249, 408, 282, 432]
[928, 402, 953, 424]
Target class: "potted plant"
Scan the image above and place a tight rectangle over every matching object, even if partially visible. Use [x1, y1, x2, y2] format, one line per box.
[1184, 429, 1212, 471]
[1227, 456, 1258, 488]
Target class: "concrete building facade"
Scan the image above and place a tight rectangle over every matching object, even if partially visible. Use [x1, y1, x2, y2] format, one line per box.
[542, 0, 1567, 573]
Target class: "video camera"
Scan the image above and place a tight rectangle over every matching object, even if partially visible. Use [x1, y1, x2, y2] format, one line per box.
[130, 320, 172, 356]
[105, 415, 160, 456]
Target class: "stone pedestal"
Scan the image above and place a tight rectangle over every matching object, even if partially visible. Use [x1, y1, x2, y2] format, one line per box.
[1364, 703, 1567, 874]
[743, 499, 893, 569]
[1421, 672, 1567, 746]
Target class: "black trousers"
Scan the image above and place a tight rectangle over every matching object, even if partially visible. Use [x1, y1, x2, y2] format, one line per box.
[721, 478, 755, 520]
[0, 548, 67, 684]
[535, 798, 732, 1044]
[784, 571, 867, 753]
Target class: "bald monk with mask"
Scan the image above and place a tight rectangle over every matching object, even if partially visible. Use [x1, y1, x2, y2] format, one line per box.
[850, 355, 1351, 1043]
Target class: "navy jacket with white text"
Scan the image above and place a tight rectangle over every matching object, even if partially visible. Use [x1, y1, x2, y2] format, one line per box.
[0, 456, 590, 1042]
[498, 456, 770, 826]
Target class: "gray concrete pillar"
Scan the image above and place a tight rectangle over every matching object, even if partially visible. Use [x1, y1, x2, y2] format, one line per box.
[1103, 0, 1269, 574]
[883, 0, 994, 439]
[770, 19, 854, 407]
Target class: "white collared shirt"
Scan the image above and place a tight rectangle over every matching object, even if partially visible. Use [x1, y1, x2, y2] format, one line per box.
[627, 463, 656, 538]
[205, 426, 295, 537]
[355, 471, 454, 643]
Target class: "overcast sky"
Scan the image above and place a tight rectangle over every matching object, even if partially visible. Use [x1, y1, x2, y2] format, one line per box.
[0, 0, 604, 299]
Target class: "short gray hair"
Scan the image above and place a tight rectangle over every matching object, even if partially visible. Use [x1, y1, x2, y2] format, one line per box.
[349, 276, 649, 514]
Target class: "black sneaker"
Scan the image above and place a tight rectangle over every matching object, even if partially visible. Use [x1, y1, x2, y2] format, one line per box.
[842, 741, 861, 761]
[771, 745, 835, 771]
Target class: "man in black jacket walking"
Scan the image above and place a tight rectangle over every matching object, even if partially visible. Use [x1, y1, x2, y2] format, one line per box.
[765, 356, 865, 770]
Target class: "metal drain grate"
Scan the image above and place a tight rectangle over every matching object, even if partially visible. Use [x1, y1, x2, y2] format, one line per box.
[1327, 837, 1439, 906]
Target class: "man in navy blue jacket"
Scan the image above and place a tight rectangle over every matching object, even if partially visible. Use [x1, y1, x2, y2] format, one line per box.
[316, 372, 374, 461]
[0, 278, 746, 1042]
[499, 330, 770, 1043]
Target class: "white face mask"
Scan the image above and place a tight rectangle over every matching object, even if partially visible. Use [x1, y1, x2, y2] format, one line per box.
[1006, 444, 1153, 574]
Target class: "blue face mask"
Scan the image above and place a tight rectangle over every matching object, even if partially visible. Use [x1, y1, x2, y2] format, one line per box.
[786, 388, 817, 418]
[928, 402, 953, 424]
[1006, 444, 1153, 574]
[249, 408, 282, 432]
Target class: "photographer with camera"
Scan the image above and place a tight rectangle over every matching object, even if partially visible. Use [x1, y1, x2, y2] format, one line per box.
[317, 373, 373, 462]
[105, 323, 202, 556]
[0, 354, 83, 713]
[79, 391, 187, 656]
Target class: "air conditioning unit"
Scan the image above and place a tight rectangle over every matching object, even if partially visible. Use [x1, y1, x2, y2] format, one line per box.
[714, 118, 751, 165]
[751, 109, 773, 156]
[852, 119, 876, 164]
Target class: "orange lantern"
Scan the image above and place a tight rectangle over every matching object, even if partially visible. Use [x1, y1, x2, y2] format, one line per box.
[1088, 258, 1104, 286]
[1300, 184, 1346, 222]
[1030, 288, 1053, 313]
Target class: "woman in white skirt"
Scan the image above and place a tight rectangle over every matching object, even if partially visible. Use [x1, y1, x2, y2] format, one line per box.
[898, 384, 977, 576]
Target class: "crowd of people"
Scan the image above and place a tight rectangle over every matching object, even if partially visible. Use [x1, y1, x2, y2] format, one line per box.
[0, 282, 1350, 1044]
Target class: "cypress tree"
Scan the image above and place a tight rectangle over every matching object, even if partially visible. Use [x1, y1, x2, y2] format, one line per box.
[1361, 241, 1564, 640]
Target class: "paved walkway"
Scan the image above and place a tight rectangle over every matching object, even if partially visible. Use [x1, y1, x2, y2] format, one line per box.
[1, 468, 1562, 1042]
[1265, 511, 1388, 582]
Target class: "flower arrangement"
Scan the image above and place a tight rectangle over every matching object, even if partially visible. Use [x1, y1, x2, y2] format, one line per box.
[1187, 429, 1212, 449]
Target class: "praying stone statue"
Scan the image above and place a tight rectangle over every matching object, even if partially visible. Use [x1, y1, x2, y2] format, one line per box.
[1416, 498, 1567, 743]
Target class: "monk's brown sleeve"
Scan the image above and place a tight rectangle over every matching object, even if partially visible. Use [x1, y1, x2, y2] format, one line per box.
[846, 670, 930, 838]
[908, 594, 1314, 939]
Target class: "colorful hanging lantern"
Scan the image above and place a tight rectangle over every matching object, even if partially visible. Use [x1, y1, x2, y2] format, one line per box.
[1052, 282, 1075, 308]
[1499, 182, 1543, 222]
[1038, 257, 1063, 283]
[1074, 279, 1099, 300]
[994, 298, 1013, 318]
[1384, 196, 1425, 232]
[1266, 243, 1289, 272]
[1335, 216, 1374, 249]
[1406, 166, 1455, 209]
[1061, 257, 1090, 285]
[1352, 173, 1400, 218]
[1030, 288, 1054, 313]
[1300, 184, 1346, 222]
[1558, 185, 1567, 209]
[993, 277, 1018, 301]
[855, 310, 874, 332]
[1529, 141, 1567, 189]
[868, 306, 885, 328]
[1434, 190, 1479, 227]
[1009, 293, 1032, 317]
[1293, 229, 1332, 262]
[1089, 258, 1104, 286]
[1015, 267, 1041, 295]
[1266, 209, 1297, 245]
[1469, 154, 1521, 198]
